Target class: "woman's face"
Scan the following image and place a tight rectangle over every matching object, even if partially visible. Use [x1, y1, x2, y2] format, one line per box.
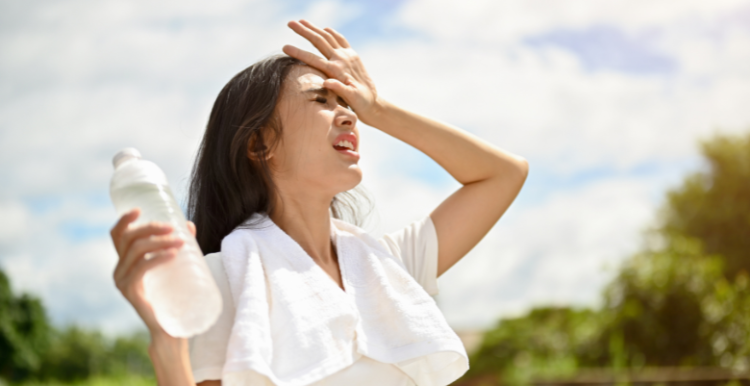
[268, 65, 362, 199]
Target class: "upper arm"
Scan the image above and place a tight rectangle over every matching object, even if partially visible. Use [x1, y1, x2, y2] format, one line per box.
[431, 160, 528, 276]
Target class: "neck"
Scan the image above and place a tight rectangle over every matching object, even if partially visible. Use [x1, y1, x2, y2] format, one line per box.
[270, 186, 335, 265]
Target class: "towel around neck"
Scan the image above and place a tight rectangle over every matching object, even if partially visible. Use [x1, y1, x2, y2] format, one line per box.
[219, 214, 468, 386]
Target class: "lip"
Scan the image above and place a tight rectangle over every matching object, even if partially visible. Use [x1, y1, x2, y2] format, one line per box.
[335, 148, 360, 161]
[331, 131, 359, 152]
[332, 132, 359, 160]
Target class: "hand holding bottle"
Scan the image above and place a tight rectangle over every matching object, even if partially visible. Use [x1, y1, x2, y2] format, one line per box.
[110, 208, 197, 335]
[109, 148, 222, 338]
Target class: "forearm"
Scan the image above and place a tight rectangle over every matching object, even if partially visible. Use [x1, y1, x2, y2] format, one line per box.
[364, 99, 528, 185]
[149, 331, 195, 386]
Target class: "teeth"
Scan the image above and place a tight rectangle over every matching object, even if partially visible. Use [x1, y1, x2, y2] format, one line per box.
[335, 140, 354, 150]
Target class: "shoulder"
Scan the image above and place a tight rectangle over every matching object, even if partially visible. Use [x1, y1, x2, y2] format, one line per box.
[220, 214, 275, 250]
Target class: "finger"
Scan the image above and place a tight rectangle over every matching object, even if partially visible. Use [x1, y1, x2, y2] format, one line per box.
[324, 27, 350, 48]
[283, 45, 330, 73]
[110, 209, 140, 252]
[299, 20, 340, 49]
[187, 221, 196, 237]
[287, 20, 334, 58]
[323, 78, 355, 103]
[115, 236, 184, 282]
[129, 248, 177, 283]
[117, 222, 174, 262]
[119, 249, 177, 295]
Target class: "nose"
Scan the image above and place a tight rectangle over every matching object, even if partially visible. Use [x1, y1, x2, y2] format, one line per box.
[334, 107, 357, 128]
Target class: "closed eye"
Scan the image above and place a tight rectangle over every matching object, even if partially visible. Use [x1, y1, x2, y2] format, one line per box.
[306, 88, 350, 110]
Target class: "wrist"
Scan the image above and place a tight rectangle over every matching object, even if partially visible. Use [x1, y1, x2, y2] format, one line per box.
[360, 97, 392, 128]
[148, 331, 194, 385]
[148, 330, 186, 360]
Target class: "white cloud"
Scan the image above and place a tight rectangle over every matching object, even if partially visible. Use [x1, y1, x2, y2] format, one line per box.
[361, 15, 750, 175]
[1, 0, 749, 335]
[354, 0, 750, 328]
[0, 200, 29, 247]
[436, 175, 658, 329]
[0, 194, 137, 334]
[0, 0, 374, 334]
[397, 0, 750, 43]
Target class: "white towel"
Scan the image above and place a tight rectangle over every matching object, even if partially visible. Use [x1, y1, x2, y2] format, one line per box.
[219, 214, 468, 386]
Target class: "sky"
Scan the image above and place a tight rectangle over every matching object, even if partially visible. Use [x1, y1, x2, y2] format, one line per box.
[1, 0, 750, 335]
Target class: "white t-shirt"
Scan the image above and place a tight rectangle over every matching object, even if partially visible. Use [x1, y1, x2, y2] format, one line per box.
[189, 216, 440, 385]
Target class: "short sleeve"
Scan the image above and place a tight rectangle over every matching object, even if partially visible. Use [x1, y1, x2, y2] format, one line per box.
[188, 252, 235, 382]
[377, 216, 440, 296]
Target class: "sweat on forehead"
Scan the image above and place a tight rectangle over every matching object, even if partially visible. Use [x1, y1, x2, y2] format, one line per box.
[285, 66, 329, 91]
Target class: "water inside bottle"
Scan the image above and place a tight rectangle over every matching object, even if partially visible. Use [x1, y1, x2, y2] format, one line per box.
[111, 183, 187, 228]
[110, 182, 222, 337]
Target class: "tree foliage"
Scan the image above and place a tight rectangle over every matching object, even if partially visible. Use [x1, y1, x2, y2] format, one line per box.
[466, 307, 608, 385]
[0, 268, 153, 384]
[462, 132, 750, 383]
[601, 236, 748, 368]
[0, 270, 50, 382]
[661, 133, 750, 279]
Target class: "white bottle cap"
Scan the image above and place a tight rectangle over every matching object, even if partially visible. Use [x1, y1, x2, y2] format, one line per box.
[113, 148, 142, 168]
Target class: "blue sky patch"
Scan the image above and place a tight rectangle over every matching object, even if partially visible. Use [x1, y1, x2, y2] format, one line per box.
[59, 220, 110, 243]
[281, 0, 419, 46]
[526, 25, 677, 75]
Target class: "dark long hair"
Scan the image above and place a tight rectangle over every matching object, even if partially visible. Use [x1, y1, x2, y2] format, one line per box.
[187, 55, 369, 254]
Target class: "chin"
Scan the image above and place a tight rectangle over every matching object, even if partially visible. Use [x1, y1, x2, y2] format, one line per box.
[336, 168, 363, 193]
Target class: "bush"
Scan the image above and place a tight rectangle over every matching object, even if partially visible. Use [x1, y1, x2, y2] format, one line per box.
[0, 270, 51, 382]
[465, 307, 607, 385]
[37, 327, 153, 383]
[461, 132, 750, 383]
[0, 268, 154, 384]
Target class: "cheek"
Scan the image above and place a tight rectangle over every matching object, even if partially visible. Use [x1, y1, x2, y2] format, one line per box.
[275, 112, 333, 172]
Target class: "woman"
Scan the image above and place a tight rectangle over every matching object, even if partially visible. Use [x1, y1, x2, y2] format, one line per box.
[110, 20, 528, 385]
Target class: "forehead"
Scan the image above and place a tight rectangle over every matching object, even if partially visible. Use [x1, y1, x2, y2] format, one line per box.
[285, 66, 327, 92]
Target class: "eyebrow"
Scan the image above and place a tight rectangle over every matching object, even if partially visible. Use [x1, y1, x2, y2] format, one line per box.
[304, 87, 349, 107]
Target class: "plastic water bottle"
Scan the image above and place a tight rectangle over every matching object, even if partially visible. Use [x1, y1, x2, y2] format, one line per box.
[110, 148, 222, 338]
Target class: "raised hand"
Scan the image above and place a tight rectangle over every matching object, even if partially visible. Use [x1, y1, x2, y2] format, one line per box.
[283, 20, 381, 123]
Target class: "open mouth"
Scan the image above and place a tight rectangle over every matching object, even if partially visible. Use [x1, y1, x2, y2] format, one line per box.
[332, 132, 359, 159]
[333, 139, 355, 151]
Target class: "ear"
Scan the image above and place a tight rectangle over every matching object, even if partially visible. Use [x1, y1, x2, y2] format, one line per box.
[247, 130, 274, 161]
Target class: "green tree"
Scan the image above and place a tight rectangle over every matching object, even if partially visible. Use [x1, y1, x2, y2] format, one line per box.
[37, 327, 154, 382]
[661, 133, 750, 279]
[460, 131, 750, 384]
[465, 307, 607, 385]
[38, 326, 109, 382]
[104, 332, 153, 378]
[0, 268, 155, 384]
[0, 269, 50, 382]
[602, 236, 724, 367]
